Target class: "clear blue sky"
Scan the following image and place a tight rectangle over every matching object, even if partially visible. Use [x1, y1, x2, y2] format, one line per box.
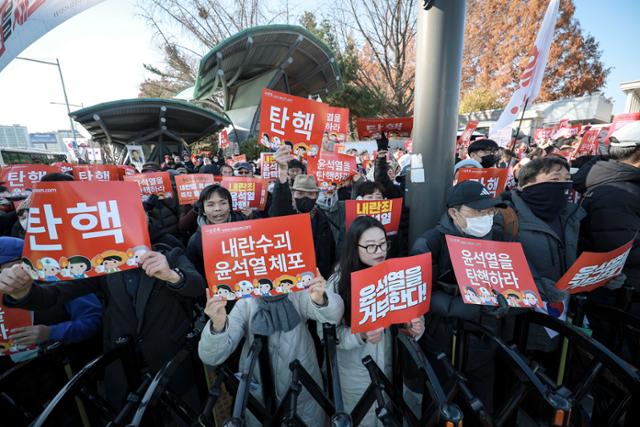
[0, 0, 637, 132]
[573, 0, 640, 112]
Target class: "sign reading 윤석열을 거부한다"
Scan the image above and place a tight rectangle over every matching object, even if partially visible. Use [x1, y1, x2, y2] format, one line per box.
[350, 254, 432, 334]
[21, 181, 151, 282]
[0, 0, 107, 72]
[202, 214, 317, 300]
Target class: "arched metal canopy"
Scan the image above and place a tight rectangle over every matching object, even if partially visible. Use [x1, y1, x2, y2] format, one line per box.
[193, 25, 342, 107]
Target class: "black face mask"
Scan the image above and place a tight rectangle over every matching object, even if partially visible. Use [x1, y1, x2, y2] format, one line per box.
[520, 181, 572, 221]
[295, 197, 316, 213]
[480, 154, 498, 168]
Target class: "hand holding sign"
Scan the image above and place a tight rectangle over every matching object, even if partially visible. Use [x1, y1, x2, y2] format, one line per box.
[205, 289, 228, 332]
[407, 317, 425, 338]
[139, 251, 180, 284]
[363, 328, 385, 344]
[10, 325, 50, 346]
[0, 264, 33, 300]
[308, 269, 327, 305]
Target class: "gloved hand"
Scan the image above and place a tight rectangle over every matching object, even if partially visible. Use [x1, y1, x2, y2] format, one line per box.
[481, 293, 510, 318]
[605, 273, 627, 290]
[375, 132, 389, 152]
[539, 278, 568, 303]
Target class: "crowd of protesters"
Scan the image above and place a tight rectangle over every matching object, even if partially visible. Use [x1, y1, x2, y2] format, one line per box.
[0, 121, 638, 426]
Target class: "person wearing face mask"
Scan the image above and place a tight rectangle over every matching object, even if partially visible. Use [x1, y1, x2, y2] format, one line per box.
[186, 185, 247, 277]
[0, 185, 19, 237]
[496, 156, 585, 354]
[455, 138, 500, 171]
[327, 216, 425, 425]
[411, 180, 512, 412]
[269, 145, 336, 279]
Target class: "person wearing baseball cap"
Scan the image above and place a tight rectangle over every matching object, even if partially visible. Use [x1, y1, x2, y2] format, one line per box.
[411, 180, 511, 412]
[580, 120, 640, 318]
[233, 162, 253, 177]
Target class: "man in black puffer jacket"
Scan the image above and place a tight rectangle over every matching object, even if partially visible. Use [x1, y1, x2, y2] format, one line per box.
[580, 122, 640, 314]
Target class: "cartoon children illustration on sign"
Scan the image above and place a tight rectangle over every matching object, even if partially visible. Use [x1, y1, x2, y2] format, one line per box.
[37, 257, 61, 281]
[61, 255, 92, 279]
[464, 286, 481, 304]
[522, 290, 539, 307]
[126, 245, 150, 266]
[234, 280, 254, 299]
[92, 250, 128, 274]
[505, 291, 522, 308]
[296, 271, 315, 289]
[215, 285, 236, 301]
[255, 278, 273, 297]
[294, 143, 309, 158]
[275, 275, 297, 294]
[22, 259, 39, 281]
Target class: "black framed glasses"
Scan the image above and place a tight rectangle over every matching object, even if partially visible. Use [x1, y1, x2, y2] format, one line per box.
[358, 240, 389, 254]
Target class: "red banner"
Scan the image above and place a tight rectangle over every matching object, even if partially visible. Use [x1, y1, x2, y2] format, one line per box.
[202, 214, 317, 299]
[572, 128, 600, 159]
[219, 128, 230, 150]
[0, 165, 59, 195]
[604, 112, 640, 145]
[455, 168, 510, 197]
[52, 162, 74, 174]
[306, 152, 357, 190]
[123, 172, 174, 200]
[260, 153, 279, 181]
[174, 174, 216, 205]
[356, 117, 413, 139]
[226, 154, 247, 166]
[456, 120, 479, 159]
[220, 177, 268, 211]
[351, 254, 432, 334]
[72, 165, 120, 182]
[556, 240, 633, 294]
[446, 236, 542, 308]
[258, 89, 328, 151]
[325, 106, 349, 143]
[22, 181, 151, 282]
[0, 301, 33, 356]
[345, 198, 403, 235]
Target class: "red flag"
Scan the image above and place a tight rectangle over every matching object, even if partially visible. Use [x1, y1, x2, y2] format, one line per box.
[350, 254, 432, 334]
[202, 214, 317, 299]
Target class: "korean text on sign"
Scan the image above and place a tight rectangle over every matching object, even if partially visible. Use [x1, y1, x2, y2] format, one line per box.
[0, 301, 33, 356]
[260, 153, 279, 181]
[355, 117, 413, 139]
[307, 152, 357, 190]
[344, 198, 403, 234]
[325, 107, 349, 142]
[0, 165, 59, 195]
[446, 236, 542, 309]
[174, 174, 216, 205]
[202, 214, 317, 300]
[123, 172, 174, 201]
[220, 177, 268, 211]
[72, 165, 120, 182]
[351, 254, 432, 334]
[258, 89, 329, 150]
[556, 240, 633, 294]
[22, 181, 151, 282]
[456, 168, 509, 197]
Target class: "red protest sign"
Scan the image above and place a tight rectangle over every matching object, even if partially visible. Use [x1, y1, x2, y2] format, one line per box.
[202, 214, 317, 299]
[0, 165, 59, 195]
[604, 112, 640, 144]
[455, 168, 509, 197]
[356, 117, 413, 139]
[72, 165, 120, 182]
[404, 139, 413, 153]
[446, 235, 542, 308]
[52, 162, 74, 174]
[556, 240, 633, 294]
[220, 177, 268, 211]
[117, 165, 137, 179]
[534, 127, 554, 145]
[22, 181, 151, 282]
[325, 106, 349, 143]
[306, 152, 357, 190]
[174, 174, 216, 205]
[260, 153, 279, 181]
[572, 129, 600, 159]
[123, 172, 174, 200]
[345, 198, 403, 235]
[226, 154, 247, 166]
[258, 88, 328, 151]
[333, 143, 346, 154]
[219, 129, 230, 150]
[0, 302, 33, 356]
[553, 124, 582, 140]
[350, 254, 432, 334]
[456, 120, 479, 159]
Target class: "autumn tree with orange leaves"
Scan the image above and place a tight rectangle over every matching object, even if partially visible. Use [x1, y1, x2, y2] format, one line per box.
[460, 0, 609, 111]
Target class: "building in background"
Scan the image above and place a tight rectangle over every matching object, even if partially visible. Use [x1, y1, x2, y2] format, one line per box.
[0, 125, 30, 148]
[620, 80, 640, 113]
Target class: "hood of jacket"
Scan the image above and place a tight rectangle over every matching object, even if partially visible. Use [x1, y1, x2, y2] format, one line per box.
[586, 160, 640, 189]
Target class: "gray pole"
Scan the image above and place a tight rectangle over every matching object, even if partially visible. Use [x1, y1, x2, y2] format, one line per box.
[55, 59, 88, 163]
[408, 0, 466, 244]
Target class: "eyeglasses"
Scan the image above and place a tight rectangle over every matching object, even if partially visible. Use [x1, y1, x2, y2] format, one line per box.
[236, 170, 250, 175]
[358, 240, 389, 254]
